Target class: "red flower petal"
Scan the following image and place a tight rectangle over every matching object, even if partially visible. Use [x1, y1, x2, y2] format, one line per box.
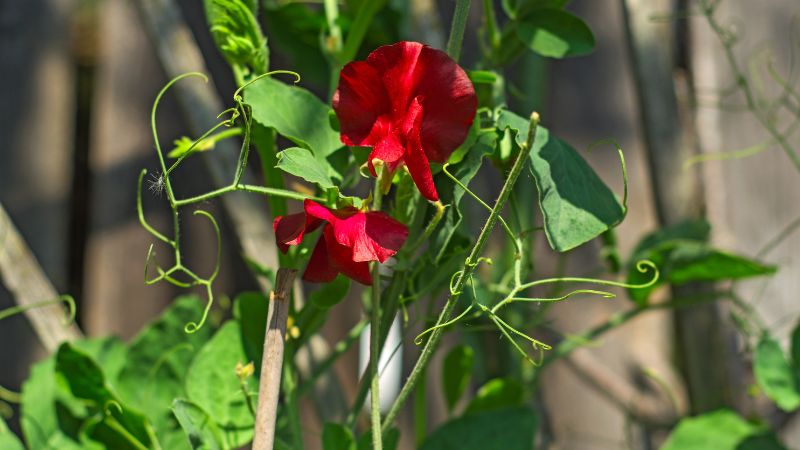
[322, 226, 373, 285]
[333, 41, 477, 201]
[303, 234, 339, 283]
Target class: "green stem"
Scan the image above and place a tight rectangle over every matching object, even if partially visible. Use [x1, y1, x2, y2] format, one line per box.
[369, 166, 386, 450]
[446, 0, 472, 61]
[381, 112, 541, 430]
[173, 184, 321, 207]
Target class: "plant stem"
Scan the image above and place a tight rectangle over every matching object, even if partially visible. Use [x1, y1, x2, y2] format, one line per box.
[369, 166, 386, 450]
[253, 268, 297, 450]
[381, 112, 541, 430]
[173, 183, 321, 207]
[445, 0, 471, 61]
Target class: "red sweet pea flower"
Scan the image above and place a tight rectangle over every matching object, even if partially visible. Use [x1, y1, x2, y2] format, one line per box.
[333, 41, 477, 201]
[273, 200, 408, 285]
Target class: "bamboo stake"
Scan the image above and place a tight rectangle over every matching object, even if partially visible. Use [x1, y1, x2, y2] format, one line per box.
[253, 268, 297, 450]
[0, 203, 83, 351]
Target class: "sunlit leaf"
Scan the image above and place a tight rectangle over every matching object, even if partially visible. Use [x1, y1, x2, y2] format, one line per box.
[497, 109, 624, 252]
[245, 77, 343, 159]
[276, 146, 338, 189]
[516, 9, 595, 58]
[465, 378, 524, 415]
[660, 410, 785, 450]
[186, 322, 254, 448]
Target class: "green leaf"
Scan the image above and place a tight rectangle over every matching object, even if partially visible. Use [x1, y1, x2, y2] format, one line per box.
[234, 292, 269, 368]
[245, 77, 342, 159]
[116, 296, 213, 445]
[660, 409, 785, 450]
[516, 9, 595, 58]
[55, 344, 158, 449]
[627, 240, 776, 304]
[630, 219, 710, 261]
[754, 337, 800, 411]
[21, 338, 126, 450]
[186, 321, 254, 448]
[309, 274, 351, 309]
[276, 147, 337, 189]
[55, 343, 112, 403]
[204, 0, 267, 74]
[420, 407, 537, 450]
[0, 417, 24, 450]
[322, 423, 356, 450]
[442, 345, 474, 412]
[465, 378, 525, 415]
[468, 70, 499, 85]
[172, 399, 225, 450]
[497, 109, 624, 252]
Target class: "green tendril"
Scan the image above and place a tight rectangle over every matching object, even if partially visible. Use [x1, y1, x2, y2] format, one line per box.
[232, 70, 301, 101]
[516, 259, 659, 292]
[192, 210, 222, 281]
[414, 304, 475, 345]
[442, 163, 520, 253]
[0, 295, 76, 325]
[0, 385, 21, 404]
[588, 139, 629, 219]
[104, 400, 124, 416]
[184, 283, 214, 334]
[136, 170, 172, 245]
[506, 289, 616, 305]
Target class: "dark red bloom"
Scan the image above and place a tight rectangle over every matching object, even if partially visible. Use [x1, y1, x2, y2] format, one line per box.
[273, 200, 408, 285]
[333, 41, 477, 201]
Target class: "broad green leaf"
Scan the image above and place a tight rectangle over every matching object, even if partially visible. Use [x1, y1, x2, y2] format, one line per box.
[310, 274, 351, 309]
[322, 423, 356, 450]
[0, 417, 24, 450]
[21, 338, 125, 450]
[502, 0, 570, 18]
[668, 244, 776, 284]
[276, 146, 337, 189]
[55, 344, 156, 449]
[432, 131, 496, 262]
[204, 0, 267, 74]
[442, 345, 474, 412]
[172, 399, 225, 450]
[245, 77, 342, 158]
[630, 219, 710, 261]
[754, 337, 800, 411]
[660, 409, 785, 450]
[497, 109, 624, 252]
[186, 321, 255, 449]
[516, 9, 595, 58]
[420, 407, 537, 450]
[234, 292, 269, 368]
[627, 240, 776, 304]
[55, 343, 112, 403]
[116, 296, 213, 446]
[465, 378, 525, 415]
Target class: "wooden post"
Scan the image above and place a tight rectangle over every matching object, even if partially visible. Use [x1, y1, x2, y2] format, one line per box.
[253, 268, 296, 450]
[621, 0, 738, 413]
